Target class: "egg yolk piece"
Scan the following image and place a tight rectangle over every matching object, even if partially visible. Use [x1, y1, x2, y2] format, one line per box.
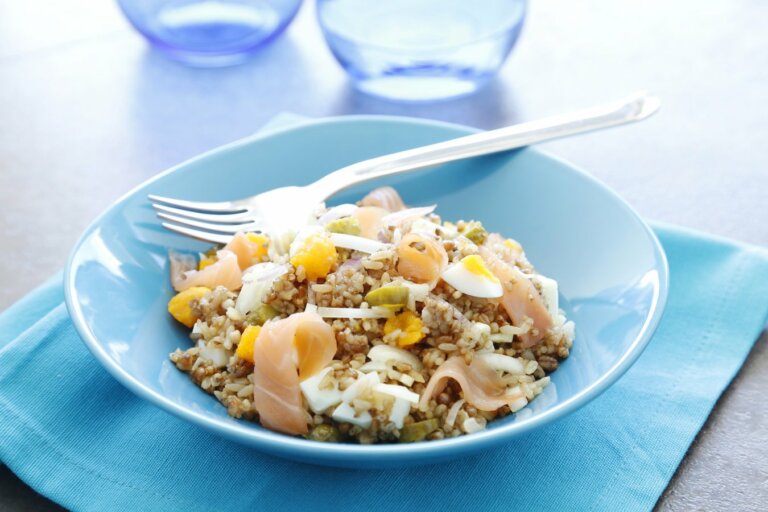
[441, 255, 503, 298]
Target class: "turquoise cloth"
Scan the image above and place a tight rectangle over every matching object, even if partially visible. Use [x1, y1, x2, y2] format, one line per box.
[1, 227, 767, 511]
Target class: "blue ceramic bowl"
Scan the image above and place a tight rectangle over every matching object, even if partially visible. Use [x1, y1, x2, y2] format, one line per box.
[65, 116, 668, 468]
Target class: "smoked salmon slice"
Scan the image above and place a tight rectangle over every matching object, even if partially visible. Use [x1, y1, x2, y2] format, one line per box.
[479, 246, 552, 347]
[251, 311, 336, 435]
[396, 233, 448, 285]
[419, 356, 524, 411]
[171, 250, 242, 292]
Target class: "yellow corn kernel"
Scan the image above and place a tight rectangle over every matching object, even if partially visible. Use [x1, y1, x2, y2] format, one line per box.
[246, 232, 269, 261]
[236, 325, 261, 363]
[167, 287, 210, 328]
[289, 234, 337, 280]
[384, 311, 425, 347]
[198, 257, 215, 270]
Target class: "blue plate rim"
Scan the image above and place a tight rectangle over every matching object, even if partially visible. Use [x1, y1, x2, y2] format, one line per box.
[64, 115, 669, 462]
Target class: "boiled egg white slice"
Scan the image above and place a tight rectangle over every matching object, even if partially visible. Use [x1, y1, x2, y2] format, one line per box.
[441, 255, 503, 298]
[299, 367, 343, 414]
[331, 402, 372, 428]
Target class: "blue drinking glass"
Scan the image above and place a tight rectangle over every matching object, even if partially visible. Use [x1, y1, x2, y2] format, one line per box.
[117, 0, 303, 66]
[317, 0, 527, 102]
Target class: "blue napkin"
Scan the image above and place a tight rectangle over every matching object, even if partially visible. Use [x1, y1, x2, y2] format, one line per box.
[2, 132, 768, 512]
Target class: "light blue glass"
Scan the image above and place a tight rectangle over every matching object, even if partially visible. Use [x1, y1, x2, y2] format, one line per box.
[65, 116, 668, 467]
[317, 0, 527, 102]
[116, 0, 303, 66]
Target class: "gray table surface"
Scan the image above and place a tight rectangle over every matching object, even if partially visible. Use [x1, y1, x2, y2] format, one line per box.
[1, 0, 766, 510]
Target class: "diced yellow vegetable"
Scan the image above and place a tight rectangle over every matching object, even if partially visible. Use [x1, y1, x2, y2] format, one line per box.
[167, 287, 210, 328]
[290, 233, 337, 280]
[198, 257, 215, 270]
[384, 311, 425, 347]
[246, 232, 269, 262]
[236, 325, 261, 363]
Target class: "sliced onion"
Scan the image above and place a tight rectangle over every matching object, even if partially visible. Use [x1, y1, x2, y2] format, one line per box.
[266, 227, 297, 257]
[316, 306, 394, 319]
[169, 250, 197, 286]
[396, 280, 429, 306]
[366, 344, 423, 370]
[445, 399, 465, 428]
[359, 360, 389, 372]
[409, 218, 443, 237]
[318, 204, 358, 225]
[236, 263, 289, 315]
[381, 205, 436, 226]
[329, 233, 387, 253]
[462, 417, 485, 434]
[304, 303, 318, 313]
[197, 341, 231, 368]
[242, 262, 290, 283]
[476, 353, 525, 374]
[339, 257, 362, 271]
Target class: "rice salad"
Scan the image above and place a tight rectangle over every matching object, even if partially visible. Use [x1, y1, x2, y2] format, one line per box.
[167, 187, 574, 443]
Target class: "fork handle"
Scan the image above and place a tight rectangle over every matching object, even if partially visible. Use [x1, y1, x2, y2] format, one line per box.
[310, 92, 660, 198]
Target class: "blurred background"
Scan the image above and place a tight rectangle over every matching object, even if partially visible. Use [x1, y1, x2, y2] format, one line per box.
[1, 1, 766, 509]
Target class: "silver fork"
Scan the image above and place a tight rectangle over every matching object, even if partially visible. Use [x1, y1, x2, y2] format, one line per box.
[150, 92, 660, 244]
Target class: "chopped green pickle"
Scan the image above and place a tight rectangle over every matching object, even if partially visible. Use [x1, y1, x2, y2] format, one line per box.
[399, 419, 439, 443]
[461, 221, 487, 244]
[244, 304, 279, 326]
[325, 217, 361, 236]
[364, 286, 409, 309]
[307, 424, 341, 442]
